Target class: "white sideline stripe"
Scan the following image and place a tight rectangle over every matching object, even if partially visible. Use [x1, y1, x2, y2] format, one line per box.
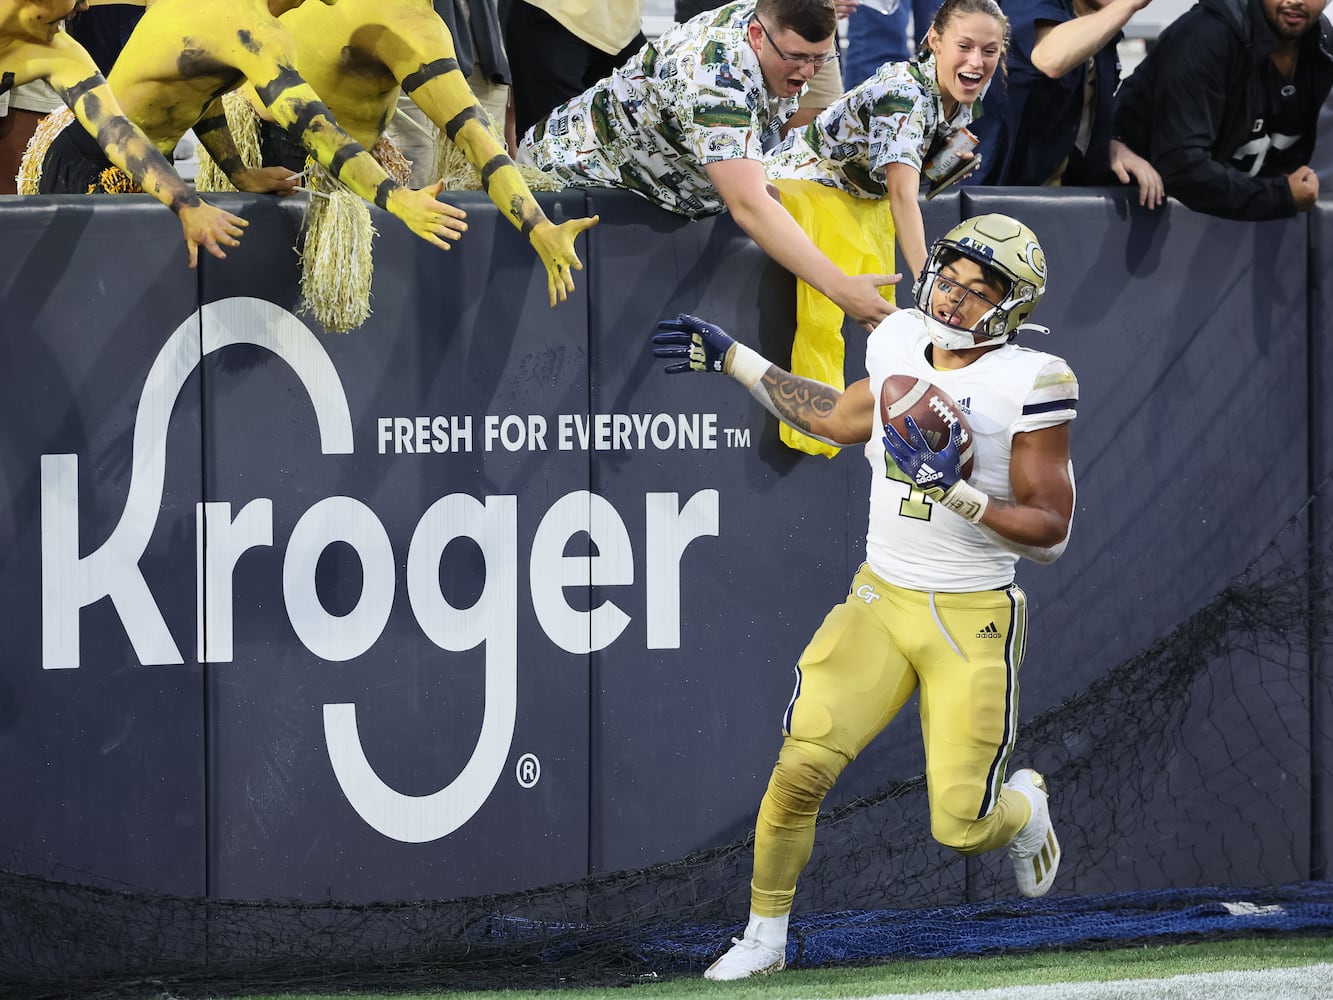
[799, 962, 1333, 1000]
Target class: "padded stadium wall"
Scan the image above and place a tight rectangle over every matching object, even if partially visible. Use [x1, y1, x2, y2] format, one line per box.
[0, 189, 1326, 908]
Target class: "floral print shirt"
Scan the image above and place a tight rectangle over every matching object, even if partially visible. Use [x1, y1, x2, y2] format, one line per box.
[765, 54, 980, 198]
[519, 1, 797, 219]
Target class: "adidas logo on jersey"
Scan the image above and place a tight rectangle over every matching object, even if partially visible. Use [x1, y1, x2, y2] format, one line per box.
[956, 397, 972, 413]
[976, 622, 1001, 638]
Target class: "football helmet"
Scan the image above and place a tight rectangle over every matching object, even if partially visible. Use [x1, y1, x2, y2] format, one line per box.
[913, 214, 1048, 351]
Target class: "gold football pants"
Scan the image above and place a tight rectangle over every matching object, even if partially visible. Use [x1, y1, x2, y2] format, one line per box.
[751, 564, 1034, 917]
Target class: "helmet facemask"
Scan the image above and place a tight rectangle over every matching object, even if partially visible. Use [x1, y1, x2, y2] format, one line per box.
[912, 214, 1048, 351]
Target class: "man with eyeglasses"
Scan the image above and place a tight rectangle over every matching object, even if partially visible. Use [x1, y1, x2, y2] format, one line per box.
[518, 0, 898, 331]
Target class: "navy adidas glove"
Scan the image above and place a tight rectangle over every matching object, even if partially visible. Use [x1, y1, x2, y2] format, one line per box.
[882, 415, 964, 501]
[652, 313, 735, 374]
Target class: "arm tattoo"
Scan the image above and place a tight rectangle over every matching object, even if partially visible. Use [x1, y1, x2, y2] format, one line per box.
[762, 370, 839, 432]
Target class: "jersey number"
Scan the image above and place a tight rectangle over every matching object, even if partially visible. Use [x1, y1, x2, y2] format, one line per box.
[884, 457, 933, 521]
[898, 487, 934, 521]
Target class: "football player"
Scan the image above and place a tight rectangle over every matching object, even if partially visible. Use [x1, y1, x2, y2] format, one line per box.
[652, 213, 1078, 980]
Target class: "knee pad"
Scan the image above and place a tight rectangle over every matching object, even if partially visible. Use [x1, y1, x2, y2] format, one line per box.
[765, 738, 848, 822]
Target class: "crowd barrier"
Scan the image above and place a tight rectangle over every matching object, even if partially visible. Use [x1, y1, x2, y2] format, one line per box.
[0, 188, 1327, 903]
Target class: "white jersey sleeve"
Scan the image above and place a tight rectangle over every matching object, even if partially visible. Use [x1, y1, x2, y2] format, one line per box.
[862, 311, 1078, 592]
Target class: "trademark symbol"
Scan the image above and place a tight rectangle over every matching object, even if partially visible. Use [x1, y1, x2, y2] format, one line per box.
[515, 753, 541, 788]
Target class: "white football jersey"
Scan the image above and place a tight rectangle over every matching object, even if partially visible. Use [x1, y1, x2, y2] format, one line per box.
[863, 310, 1078, 592]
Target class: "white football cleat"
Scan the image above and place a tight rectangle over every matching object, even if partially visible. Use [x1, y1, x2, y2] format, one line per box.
[703, 934, 785, 981]
[1004, 768, 1061, 898]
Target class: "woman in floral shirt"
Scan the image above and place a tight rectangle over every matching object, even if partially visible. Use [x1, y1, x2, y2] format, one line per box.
[767, 0, 1008, 280]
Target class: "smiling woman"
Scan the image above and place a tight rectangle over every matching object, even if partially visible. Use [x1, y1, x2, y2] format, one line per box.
[766, 0, 1007, 280]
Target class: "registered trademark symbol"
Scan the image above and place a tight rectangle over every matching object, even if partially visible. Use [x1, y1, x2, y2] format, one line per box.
[515, 753, 541, 788]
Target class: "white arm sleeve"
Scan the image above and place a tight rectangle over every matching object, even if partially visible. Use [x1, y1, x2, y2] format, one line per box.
[725, 341, 846, 448]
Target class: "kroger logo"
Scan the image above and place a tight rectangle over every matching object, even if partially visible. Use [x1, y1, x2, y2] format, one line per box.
[39, 297, 719, 842]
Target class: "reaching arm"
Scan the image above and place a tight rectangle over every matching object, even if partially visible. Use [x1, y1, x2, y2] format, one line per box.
[1029, 0, 1151, 79]
[45, 38, 247, 268]
[705, 157, 898, 330]
[230, 25, 466, 249]
[392, 13, 598, 304]
[651, 313, 876, 446]
[883, 160, 927, 280]
[1112, 16, 1296, 220]
[194, 96, 301, 195]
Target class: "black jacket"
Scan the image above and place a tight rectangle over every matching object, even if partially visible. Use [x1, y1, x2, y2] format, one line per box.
[1113, 0, 1333, 219]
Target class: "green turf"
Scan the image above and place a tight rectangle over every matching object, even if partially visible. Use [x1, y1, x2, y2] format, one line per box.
[218, 934, 1333, 1000]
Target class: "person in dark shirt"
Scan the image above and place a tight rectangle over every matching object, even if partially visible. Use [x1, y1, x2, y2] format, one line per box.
[967, 0, 1161, 207]
[1113, 0, 1332, 219]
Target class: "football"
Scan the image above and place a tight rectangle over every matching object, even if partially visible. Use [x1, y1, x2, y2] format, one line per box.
[879, 374, 975, 480]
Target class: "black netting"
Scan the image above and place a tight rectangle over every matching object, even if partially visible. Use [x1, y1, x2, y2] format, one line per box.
[6, 485, 1333, 999]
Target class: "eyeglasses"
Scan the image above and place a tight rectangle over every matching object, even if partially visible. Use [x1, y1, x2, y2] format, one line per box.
[754, 18, 838, 69]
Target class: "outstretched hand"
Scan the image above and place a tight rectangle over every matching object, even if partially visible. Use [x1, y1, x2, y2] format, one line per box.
[652, 313, 736, 373]
[882, 415, 964, 499]
[233, 165, 304, 196]
[1108, 140, 1163, 210]
[838, 272, 901, 331]
[178, 200, 248, 269]
[530, 214, 600, 306]
[390, 180, 469, 249]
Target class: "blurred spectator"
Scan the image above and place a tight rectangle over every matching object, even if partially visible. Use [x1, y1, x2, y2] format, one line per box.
[66, 0, 147, 75]
[0, 81, 62, 195]
[841, 0, 943, 88]
[519, 0, 896, 331]
[436, 0, 511, 128]
[965, 0, 1161, 208]
[1113, 0, 1333, 219]
[676, 0, 721, 17]
[505, 0, 647, 139]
